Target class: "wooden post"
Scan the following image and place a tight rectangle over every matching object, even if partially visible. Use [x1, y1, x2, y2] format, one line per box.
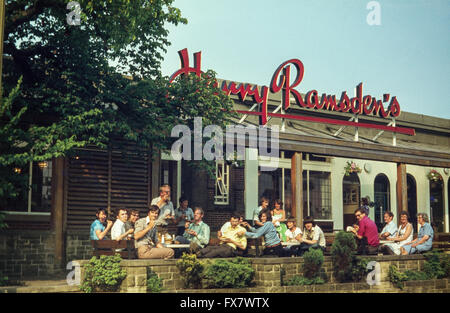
[396, 163, 408, 224]
[51, 157, 65, 267]
[291, 152, 303, 228]
[151, 151, 161, 200]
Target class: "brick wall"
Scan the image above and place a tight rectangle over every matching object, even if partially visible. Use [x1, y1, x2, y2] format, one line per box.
[75, 255, 449, 293]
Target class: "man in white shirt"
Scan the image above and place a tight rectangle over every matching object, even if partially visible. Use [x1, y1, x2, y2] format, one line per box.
[380, 211, 397, 240]
[151, 184, 175, 226]
[111, 208, 134, 241]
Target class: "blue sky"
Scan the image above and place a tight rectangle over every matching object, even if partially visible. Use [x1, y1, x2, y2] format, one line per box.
[160, 0, 450, 119]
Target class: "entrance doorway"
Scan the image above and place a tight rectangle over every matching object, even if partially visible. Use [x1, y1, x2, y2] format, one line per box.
[406, 174, 418, 231]
[374, 174, 390, 231]
[343, 172, 360, 229]
[430, 180, 444, 233]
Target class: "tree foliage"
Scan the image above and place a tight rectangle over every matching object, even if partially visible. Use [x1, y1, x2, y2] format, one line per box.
[2, 0, 236, 205]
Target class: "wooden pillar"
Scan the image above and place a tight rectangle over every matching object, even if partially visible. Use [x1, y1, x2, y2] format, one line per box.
[51, 157, 65, 267]
[291, 153, 303, 227]
[151, 151, 161, 200]
[396, 163, 408, 224]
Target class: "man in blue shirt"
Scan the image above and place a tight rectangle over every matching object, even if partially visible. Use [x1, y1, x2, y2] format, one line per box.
[90, 208, 113, 240]
[401, 213, 434, 255]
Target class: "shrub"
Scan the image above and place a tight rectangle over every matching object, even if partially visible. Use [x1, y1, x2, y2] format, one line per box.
[285, 275, 325, 286]
[176, 253, 204, 289]
[80, 254, 127, 293]
[423, 251, 446, 279]
[0, 273, 8, 287]
[388, 265, 408, 290]
[203, 257, 255, 288]
[351, 257, 370, 282]
[147, 268, 163, 293]
[331, 231, 357, 282]
[302, 248, 324, 279]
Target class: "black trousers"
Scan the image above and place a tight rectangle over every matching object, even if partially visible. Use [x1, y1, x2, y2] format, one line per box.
[263, 244, 284, 257]
[357, 237, 379, 255]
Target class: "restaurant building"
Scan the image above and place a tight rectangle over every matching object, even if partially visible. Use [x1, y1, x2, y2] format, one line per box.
[0, 49, 449, 279]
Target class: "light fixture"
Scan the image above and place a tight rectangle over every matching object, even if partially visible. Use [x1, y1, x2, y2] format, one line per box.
[38, 161, 48, 169]
[14, 167, 22, 174]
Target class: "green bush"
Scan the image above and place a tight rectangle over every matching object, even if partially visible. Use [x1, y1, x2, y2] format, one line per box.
[423, 251, 446, 279]
[331, 231, 358, 282]
[302, 248, 324, 279]
[80, 254, 127, 293]
[351, 257, 370, 282]
[147, 268, 163, 293]
[285, 275, 325, 286]
[176, 253, 204, 289]
[388, 265, 408, 290]
[0, 273, 8, 287]
[203, 257, 255, 289]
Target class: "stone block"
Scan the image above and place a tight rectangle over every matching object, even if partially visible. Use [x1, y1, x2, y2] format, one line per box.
[336, 283, 353, 291]
[435, 279, 446, 290]
[135, 274, 147, 287]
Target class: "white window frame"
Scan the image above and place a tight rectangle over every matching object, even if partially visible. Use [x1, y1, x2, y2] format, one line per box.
[214, 161, 230, 205]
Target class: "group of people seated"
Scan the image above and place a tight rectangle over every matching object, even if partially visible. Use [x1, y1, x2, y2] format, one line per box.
[89, 186, 434, 260]
[348, 207, 434, 256]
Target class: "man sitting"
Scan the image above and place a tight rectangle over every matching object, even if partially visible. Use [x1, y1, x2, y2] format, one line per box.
[197, 213, 247, 258]
[297, 216, 326, 256]
[351, 208, 379, 255]
[111, 208, 135, 241]
[283, 218, 303, 256]
[175, 207, 210, 253]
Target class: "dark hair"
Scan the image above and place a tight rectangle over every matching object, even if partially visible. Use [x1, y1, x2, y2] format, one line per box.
[303, 216, 315, 226]
[273, 199, 283, 207]
[361, 196, 369, 206]
[179, 196, 188, 204]
[400, 211, 409, 220]
[148, 205, 160, 213]
[260, 196, 269, 205]
[354, 208, 365, 215]
[128, 209, 139, 216]
[96, 208, 107, 216]
[258, 208, 272, 222]
[384, 211, 394, 218]
[230, 213, 240, 220]
[115, 208, 128, 217]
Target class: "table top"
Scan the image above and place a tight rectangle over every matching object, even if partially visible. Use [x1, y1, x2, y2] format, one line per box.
[281, 241, 301, 246]
[164, 243, 190, 248]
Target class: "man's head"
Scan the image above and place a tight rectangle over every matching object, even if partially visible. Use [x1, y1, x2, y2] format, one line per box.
[384, 211, 394, 224]
[179, 196, 188, 209]
[128, 209, 140, 223]
[193, 207, 204, 223]
[354, 208, 366, 222]
[148, 205, 160, 220]
[230, 213, 240, 228]
[96, 208, 108, 222]
[260, 197, 269, 209]
[116, 208, 128, 223]
[303, 216, 315, 231]
[159, 184, 171, 197]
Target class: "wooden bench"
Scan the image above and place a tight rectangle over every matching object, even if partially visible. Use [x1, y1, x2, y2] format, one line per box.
[91, 240, 136, 259]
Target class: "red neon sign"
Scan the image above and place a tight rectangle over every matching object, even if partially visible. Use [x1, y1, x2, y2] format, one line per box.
[170, 49, 415, 136]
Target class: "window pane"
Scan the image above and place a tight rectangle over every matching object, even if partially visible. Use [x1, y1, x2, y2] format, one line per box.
[309, 171, 332, 220]
[0, 165, 29, 212]
[31, 161, 52, 212]
[258, 168, 282, 205]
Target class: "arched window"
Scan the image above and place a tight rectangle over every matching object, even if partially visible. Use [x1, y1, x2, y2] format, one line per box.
[430, 178, 444, 233]
[406, 174, 418, 231]
[374, 174, 390, 229]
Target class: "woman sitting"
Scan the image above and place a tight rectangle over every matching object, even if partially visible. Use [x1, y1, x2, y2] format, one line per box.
[242, 209, 283, 257]
[271, 199, 288, 242]
[381, 211, 413, 255]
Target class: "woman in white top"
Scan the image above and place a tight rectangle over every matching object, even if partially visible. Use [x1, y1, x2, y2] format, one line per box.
[382, 211, 413, 255]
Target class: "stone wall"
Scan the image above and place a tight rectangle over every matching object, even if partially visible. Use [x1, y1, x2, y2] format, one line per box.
[75, 255, 449, 293]
[0, 230, 60, 279]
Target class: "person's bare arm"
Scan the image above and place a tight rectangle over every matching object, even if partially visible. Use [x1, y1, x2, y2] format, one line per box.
[96, 220, 113, 240]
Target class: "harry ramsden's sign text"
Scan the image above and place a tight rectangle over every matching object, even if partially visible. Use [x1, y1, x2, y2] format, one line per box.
[170, 49, 415, 136]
